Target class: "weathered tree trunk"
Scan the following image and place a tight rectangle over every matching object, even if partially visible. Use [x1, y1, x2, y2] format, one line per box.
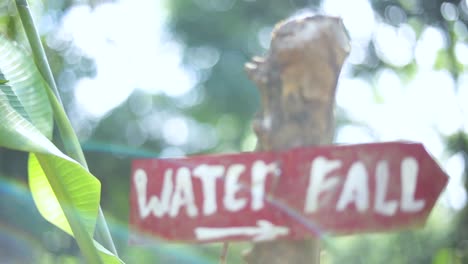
[243, 15, 350, 264]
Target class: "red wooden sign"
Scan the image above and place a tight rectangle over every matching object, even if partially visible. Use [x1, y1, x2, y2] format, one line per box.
[129, 142, 447, 243]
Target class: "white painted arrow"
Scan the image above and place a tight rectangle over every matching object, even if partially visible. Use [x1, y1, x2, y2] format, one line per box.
[194, 220, 290, 242]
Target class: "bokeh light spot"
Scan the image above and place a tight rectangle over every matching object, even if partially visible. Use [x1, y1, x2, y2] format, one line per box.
[163, 117, 189, 146]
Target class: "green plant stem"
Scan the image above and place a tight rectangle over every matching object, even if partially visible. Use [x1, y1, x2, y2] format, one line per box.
[15, 0, 118, 258]
[15, 0, 62, 104]
[45, 83, 119, 257]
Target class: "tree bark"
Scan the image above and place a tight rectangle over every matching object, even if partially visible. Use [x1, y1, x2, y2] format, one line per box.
[243, 15, 350, 264]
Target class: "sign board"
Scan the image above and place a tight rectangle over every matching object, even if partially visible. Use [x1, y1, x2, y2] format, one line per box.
[129, 142, 447, 243]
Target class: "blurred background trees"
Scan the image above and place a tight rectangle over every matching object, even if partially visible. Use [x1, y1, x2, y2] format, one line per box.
[0, 0, 467, 263]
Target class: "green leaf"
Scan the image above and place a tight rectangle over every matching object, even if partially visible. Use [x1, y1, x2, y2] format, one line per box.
[29, 153, 102, 263]
[0, 87, 59, 154]
[28, 153, 100, 236]
[0, 34, 53, 139]
[0, 66, 121, 263]
[29, 153, 124, 263]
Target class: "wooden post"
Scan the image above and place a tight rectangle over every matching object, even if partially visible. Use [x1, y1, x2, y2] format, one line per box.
[243, 15, 350, 264]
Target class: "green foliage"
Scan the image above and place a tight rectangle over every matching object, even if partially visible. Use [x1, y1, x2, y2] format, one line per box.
[28, 153, 100, 237]
[29, 153, 103, 263]
[0, 34, 52, 138]
[445, 131, 468, 155]
[0, 47, 56, 154]
[0, 31, 121, 263]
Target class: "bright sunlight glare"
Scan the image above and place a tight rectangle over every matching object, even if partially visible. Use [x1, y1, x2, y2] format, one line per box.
[58, 0, 196, 118]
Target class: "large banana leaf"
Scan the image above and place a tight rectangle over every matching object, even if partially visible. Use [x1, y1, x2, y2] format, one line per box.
[30, 153, 123, 263]
[29, 153, 100, 236]
[0, 36, 122, 262]
[0, 34, 52, 139]
[0, 82, 59, 154]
